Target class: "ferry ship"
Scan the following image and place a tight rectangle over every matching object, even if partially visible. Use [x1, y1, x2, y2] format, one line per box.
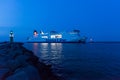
[27, 30, 87, 43]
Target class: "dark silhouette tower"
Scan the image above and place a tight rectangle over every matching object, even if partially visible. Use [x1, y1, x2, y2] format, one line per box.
[10, 31, 14, 43]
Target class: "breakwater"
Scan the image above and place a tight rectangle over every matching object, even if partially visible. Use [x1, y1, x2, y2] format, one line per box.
[0, 42, 61, 80]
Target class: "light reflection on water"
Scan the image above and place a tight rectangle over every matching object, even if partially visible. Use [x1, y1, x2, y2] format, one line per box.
[33, 43, 63, 67]
[33, 43, 39, 55]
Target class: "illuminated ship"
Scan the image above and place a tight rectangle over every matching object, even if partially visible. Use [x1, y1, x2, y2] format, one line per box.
[27, 30, 87, 43]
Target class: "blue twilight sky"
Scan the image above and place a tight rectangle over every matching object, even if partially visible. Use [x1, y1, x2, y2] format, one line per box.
[0, 0, 120, 42]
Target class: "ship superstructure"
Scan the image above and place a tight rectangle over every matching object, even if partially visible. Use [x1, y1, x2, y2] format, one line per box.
[27, 30, 86, 43]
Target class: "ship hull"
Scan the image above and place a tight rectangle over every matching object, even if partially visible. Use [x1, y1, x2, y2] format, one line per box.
[27, 42, 85, 43]
[27, 39, 86, 43]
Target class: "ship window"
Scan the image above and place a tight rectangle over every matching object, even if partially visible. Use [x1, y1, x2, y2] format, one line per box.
[56, 34, 62, 38]
[41, 36, 48, 38]
[51, 34, 62, 38]
[51, 35, 56, 38]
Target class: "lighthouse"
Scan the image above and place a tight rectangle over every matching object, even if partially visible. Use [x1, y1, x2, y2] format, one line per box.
[9, 31, 14, 43]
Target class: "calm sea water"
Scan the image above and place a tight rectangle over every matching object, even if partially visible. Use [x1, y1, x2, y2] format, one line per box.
[24, 43, 120, 80]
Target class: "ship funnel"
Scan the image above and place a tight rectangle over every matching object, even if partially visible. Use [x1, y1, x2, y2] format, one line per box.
[33, 30, 38, 36]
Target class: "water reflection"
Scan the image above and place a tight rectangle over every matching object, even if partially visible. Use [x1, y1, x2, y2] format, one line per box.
[33, 43, 38, 54]
[40, 43, 49, 59]
[33, 43, 63, 66]
[50, 43, 63, 59]
[40, 43, 49, 53]
[41, 43, 48, 48]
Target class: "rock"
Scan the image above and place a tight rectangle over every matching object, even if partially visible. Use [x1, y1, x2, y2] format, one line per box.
[11, 51, 24, 59]
[22, 65, 41, 80]
[6, 71, 29, 80]
[5, 54, 30, 71]
[14, 55, 29, 66]
[0, 69, 9, 80]
[6, 60, 22, 71]
[0, 55, 15, 69]
[5, 64, 41, 80]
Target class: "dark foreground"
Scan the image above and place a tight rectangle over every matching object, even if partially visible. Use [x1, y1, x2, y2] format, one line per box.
[0, 42, 61, 80]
